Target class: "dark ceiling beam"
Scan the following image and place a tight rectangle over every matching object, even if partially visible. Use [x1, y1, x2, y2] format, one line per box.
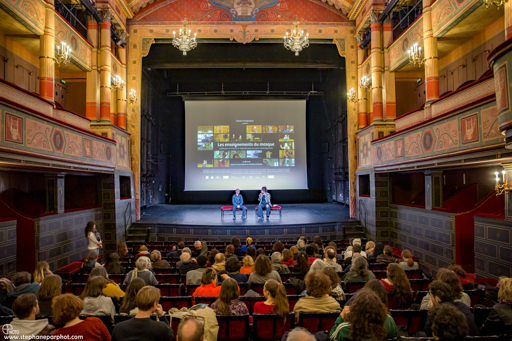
[144, 62, 341, 69]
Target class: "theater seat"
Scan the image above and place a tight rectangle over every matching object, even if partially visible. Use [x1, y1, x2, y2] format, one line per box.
[80, 315, 113, 333]
[473, 306, 493, 329]
[344, 281, 367, 293]
[286, 295, 302, 312]
[389, 309, 427, 336]
[250, 283, 265, 295]
[297, 312, 340, 334]
[465, 289, 485, 307]
[253, 313, 295, 341]
[156, 284, 184, 296]
[217, 315, 250, 341]
[195, 296, 218, 306]
[239, 296, 266, 315]
[160, 296, 192, 311]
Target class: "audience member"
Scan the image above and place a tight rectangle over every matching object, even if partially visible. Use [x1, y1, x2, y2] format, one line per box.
[192, 268, 221, 304]
[296, 238, 306, 252]
[343, 244, 366, 266]
[179, 252, 198, 275]
[324, 248, 342, 272]
[207, 249, 219, 267]
[256, 248, 266, 257]
[380, 263, 413, 309]
[123, 256, 158, 286]
[240, 237, 254, 252]
[327, 242, 343, 263]
[480, 277, 512, 335]
[273, 241, 285, 253]
[292, 253, 310, 276]
[112, 286, 174, 341]
[248, 255, 282, 285]
[90, 267, 125, 299]
[246, 245, 257, 260]
[119, 278, 145, 315]
[399, 249, 419, 271]
[312, 236, 323, 251]
[168, 241, 185, 258]
[420, 269, 470, 309]
[376, 245, 399, 264]
[448, 264, 474, 290]
[220, 257, 247, 283]
[430, 303, 469, 341]
[51, 294, 110, 340]
[322, 267, 345, 301]
[176, 247, 192, 268]
[365, 241, 375, 257]
[343, 256, 375, 282]
[1, 294, 55, 339]
[309, 258, 329, 273]
[305, 245, 316, 265]
[79, 276, 116, 321]
[240, 256, 254, 275]
[186, 255, 208, 285]
[1, 272, 40, 309]
[118, 242, 132, 258]
[293, 272, 340, 319]
[290, 246, 299, 260]
[329, 289, 398, 341]
[341, 279, 389, 313]
[281, 249, 296, 267]
[83, 251, 102, 270]
[33, 261, 52, 284]
[225, 245, 236, 259]
[36, 274, 61, 316]
[211, 278, 248, 315]
[271, 252, 290, 274]
[368, 242, 384, 263]
[150, 250, 171, 269]
[212, 253, 226, 273]
[310, 243, 321, 258]
[192, 241, 204, 258]
[285, 327, 315, 341]
[177, 317, 204, 341]
[254, 279, 289, 321]
[231, 236, 241, 255]
[136, 245, 151, 260]
[105, 253, 126, 274]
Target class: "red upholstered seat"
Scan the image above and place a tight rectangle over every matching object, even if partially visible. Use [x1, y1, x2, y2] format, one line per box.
[221, 206, 233, 209]
[254, 206, 282, 209]
[253, 313, 295, 341]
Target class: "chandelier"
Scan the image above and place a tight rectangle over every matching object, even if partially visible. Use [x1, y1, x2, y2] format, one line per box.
[129, 89, 137, 104]
[284, 21, 309, 56]
[55, 41, 71, 66]
[484, 0, 507, 10]
[173, 20, 197, 56]
[359, 75, 372, 93]
[495, 170, 511, 195]
[112, 74, 124, 91]
[408, 43, 424, 67]
[347, 88, 357, 103]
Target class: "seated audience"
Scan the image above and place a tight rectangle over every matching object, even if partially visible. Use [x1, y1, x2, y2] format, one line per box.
[305, 245, 317, 265]
[80, 276, 116, 321]
[119, 278, 145, 315]
[376, 245, 399, 264]
[186, 255, 208, 285]
[90, 267, 125, 299]
[292, 253, 310, 276]
[33, 261, 52, 283]
[177, 316, 204, 341]
[220, 257, 247, 283]
[167, 241, 185, 258]
[136, 245, 151, 260]
[123, 256, 158, 286]
[271, 252, 290, 274]
[293, 272, 341, 319]
[1, 294, 55, 339]
[211, 278, 248, 316]
[322, 267, 345, 301]
[365, 241, 375, 258]
[254, 279, 289, 321]
[310, 243, 321, 258]
[179, 252, 198, 275]
[430, 303, 469, 341]
[399, 249, 419, 271]
[448, 264, 474, 290]
[329, 289, 398, 341]
[273, 241, 285, 253]
[342, 279, 391, 312]
[281, 249, 296, 267]
[420, 268, 471, 309]
[240, 237, 254, 252]
[286, 327, 315, 341]
[118, 241, 133, 259]
[480, 277, 512, 335]
[309, 258, 329, 273]
[1, 272, 40, 309]
[327, 241, 343, 263]
[225, 245, 236, 259]
[192, 240, 204, 258]
[256, 248, 266, 257]
[212, 253, 226, 274]
[248, 255, 282, 285]
[368, 242, 384, 263]
[112, 286, 174, 341]
[380, 263, 413, 309]
[82, 251, 103, 270]
[176, 247, 192, 268]
[240, 256, 254, 275]
[343, 244, 365, 266]
[313, 236, 324, 251]
[296, 238, 306, 252]
[36, 274, 61, 316]
[343, 255, 375, 282]
[324, 247, 342, 272]
[423, 280, 478, 336]
[192, 268, 221, 304]
[231, 236, 241, 256]
[150, 250, 171, 269]
[51, 294, 110, 340]
[105, 253, 126, 275]
[206, 249, 219, 267]
[290, 246, 299, 260]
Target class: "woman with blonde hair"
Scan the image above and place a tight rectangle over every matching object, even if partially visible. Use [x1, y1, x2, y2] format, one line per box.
[211, 278, 248, 315]
[480, 277, 512, 335]
[399, 249, 419, 270]
[290, 246, 299, 260]
[33, 261, 52, 283]
[365, 241, 376, 257]
[296, 239, 306, 252]
[36, 274, 62, 316]
[240, 256, 254, 274]
[122, 256, 158, 286]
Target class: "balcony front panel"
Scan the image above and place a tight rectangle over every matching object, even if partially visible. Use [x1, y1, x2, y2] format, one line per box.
[389, 16, 423, 71]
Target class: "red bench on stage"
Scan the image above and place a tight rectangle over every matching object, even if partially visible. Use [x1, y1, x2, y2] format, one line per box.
[221, 206, 248, 218]
[255, 205, 282, 217]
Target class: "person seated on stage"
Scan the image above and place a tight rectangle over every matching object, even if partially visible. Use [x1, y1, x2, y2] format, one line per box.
[123, 256, 158, 286]
[225, 245, 237, 260]
[271, 252, 290, 274]
[212, 253, 226, 274]
[376, 245, 399, 265]
[281, 249, 296, 267]
[290, 246, 299, 260]
[232, 188, 247, 220]
[293, 272, 341, 320]
[323, 267, 345, 301]
[240, 256, 254, 275]
[343, 255, 376, 283]
[430, 303, 469, 341]
[324, 247, 342, 272]
[305, 245, 317, 265]
[231, 236, 241, 256]
[399, 249, 419, 271]
[257, 186, 272, 220]
[186, 255, 208, 285]
[448, 264, 474, 290]
[220, 257, 247, 283]
[380, 263, 413, 309]
[343, 244, 366, 266]
[420, 269, 471, 310]
[480, 277, 512, 335]
[167, 241, 185, 258]
[211, 278, 248, 316]
[176, 247, 192, 268]
[179, 252, 198, 276]
[248, 255, 282, 285]
[207, 249, 219, 268]
[150, 250, 171, 269]
[192, 268, 222, 304]
[240, 237, 254, 252]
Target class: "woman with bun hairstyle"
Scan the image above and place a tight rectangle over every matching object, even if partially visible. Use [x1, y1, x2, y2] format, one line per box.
[399, 249, 419, 270]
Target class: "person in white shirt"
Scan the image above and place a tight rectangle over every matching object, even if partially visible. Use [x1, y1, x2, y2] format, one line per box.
[85, 221, 102, 254]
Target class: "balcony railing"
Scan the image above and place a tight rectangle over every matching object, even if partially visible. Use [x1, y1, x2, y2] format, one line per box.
[379, 0, 423, 43]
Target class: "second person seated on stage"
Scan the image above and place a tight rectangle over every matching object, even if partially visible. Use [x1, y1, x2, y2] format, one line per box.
[257, 186, 271, 220]
[232, 188, 247, 220]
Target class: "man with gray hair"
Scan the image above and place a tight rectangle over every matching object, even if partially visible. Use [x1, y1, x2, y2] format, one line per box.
[177, 317, 204, 341]
[191, 241, 203, 258]
[271, 252, 290, 274]
[179, 252, 198, 275]
[285, 327, 315, 341]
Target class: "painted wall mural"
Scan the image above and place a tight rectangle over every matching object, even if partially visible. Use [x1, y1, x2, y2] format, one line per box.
[0, 0, 45, 35]
[431, 0, 481, 37]
[113, 129, 131, 171]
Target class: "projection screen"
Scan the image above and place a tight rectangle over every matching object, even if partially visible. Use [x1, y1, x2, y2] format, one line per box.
[184, 100, 308, 191]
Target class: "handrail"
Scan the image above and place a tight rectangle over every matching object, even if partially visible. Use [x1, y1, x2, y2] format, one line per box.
[358, 199, 368, 233]
[124, 201, 132, 237]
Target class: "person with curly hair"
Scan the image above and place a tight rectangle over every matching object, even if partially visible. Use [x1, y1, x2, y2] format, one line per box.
[420, 268, 471, 309]
[429, 303, 469, 341]
[292, 253, 310, 276]
[273, 241, 285, 253]
[322, 267, 345, 301]
[380, 263, 413, 309]
[480, 277, 512, 335]
[448, 264, 474, 290]
[343, 255, 376, 282]
[281, 249, 296, 267]
[290, 246, 299, 260]
[329, 289, 398, 341]
[293, 272, 341, 320]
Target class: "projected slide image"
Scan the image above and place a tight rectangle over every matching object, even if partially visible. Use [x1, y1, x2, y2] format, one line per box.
[198, 126, 213, 134]
[214, 159, 229, 167]
[230, 134, 243, 142]
[279, 150, 295, 158]
[198, 134, 213, 142]
[198, 142, 213, 150]
[215, 126, 229, 133]
[247, 150, 263, 158]
[279, 125, 294, 133]
[263, 158, 279, 167]
[280, 158, 295, 167]
[231, 150, 246, 159]
[263, 125, 278, 133]
[197, 160, 213, 167]
[214, 151, 230, 159]
[214, 133, 230, 142]
[247, 125, 262, 133]
[246, 133, 261, 142]
[280, 142, 294, 150]
[279, 134, 294, 142]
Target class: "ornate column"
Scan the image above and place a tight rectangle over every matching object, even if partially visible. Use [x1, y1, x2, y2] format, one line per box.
[371, 13, 384, 121]
[117, 46, 127, 130]
[357, 36, 368, 129]
[383, 16, 396, 120]
[86, 17, 98, 121]
[39, 0, 55, 102]
[423, 0, 439, 119]
[110, 79, 117, 125]
[99, 12, 111, 123]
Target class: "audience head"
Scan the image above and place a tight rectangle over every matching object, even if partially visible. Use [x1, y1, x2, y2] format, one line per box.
[401, 249, 415, 267]
[305, 245, 315, 257]
[117, 242, 129, 257]
[246, 245, 256, 259]
[310, 258, 328, 273]
[498, 277, 512, 304]
[257, 248, 266, 257]
[215, 253, 225, 264]
[263, 279, 289, 320]
[177, 317, 205, 341]
[297, 239, 306, 251]
[328, 241, 337, 251]
[322, 267, 340, 289]
[181, 252, 191, 264]
[383, 245, 393, 256]
[305, 271, 331, 298]
[37, 274, 62, 301]
[286, 327, 315, 341]
[33, 261, 52, 283]
[231, 236, 240, 248]
[311, 243, 320, 256]
[429, 280, 454, 305]
[429, 303, 469, 340]
[194, 241, 202, 250]
[120, 278, 145, 312]
[225, 245, 235, 257]
[363, 279, 388, 305]
[52, 294, 84, 324]
[350, 255, 368, 277]
[196, 255, 207, 268]
[225, 257, 241, 273]
[86, 251, 98, 261]
[84, 221, 95, 238]
[373, 242, 384, 257]
[150, 250, 162, 262]
[246, 237, 253, 246]
[136, 256, 151, 270]
[215, 278, 240, 315]
[136, 286, 161, 312]
[12, 293, 38, 320]
[12, 271, 32, 286]
[313, 236, 322, 247]
[447, 264, 466, 278]
[261, 186, 267, 193]
[387, 263, 412, 309]
[326, 248, 336, 260]
[254, 254, 273, 276]
[139, 245, 148, 252]
[202, 268, 217, 286]
[182, 247, 192, 255]
[90, 266, 110, 280]
[365, 241, 375, 252]
[437, 268, 463, 299]
[271, 252, 283, 263]
[208, 249, 219, 263]
[296, 253, 311, 276]
[282, 249, 292, 261]
[290, 246, 299, 259]
[106, 252, 122, 270]
[80, 276, 107, 299]
[352, 244, 362, 254]
[177, 241, 186, 250]
[273, 241, 284, 253]
[242, 256, 254, 267]
[346, 289, 388, 341]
